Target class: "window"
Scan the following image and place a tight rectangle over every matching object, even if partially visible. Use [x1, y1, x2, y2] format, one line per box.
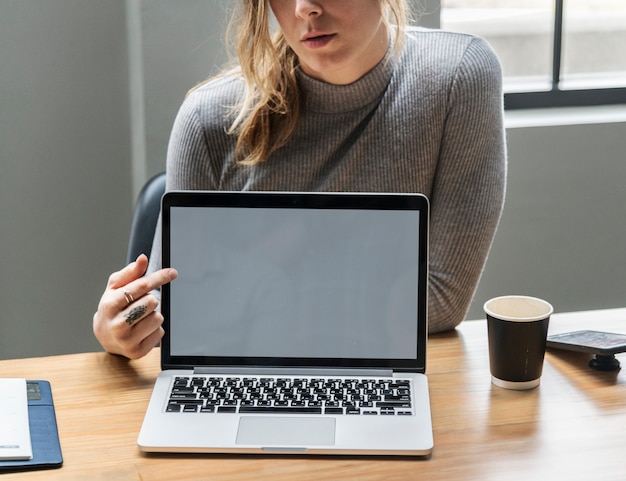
[439, 0, 626, 109]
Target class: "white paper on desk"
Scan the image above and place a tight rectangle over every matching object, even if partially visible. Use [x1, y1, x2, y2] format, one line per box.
[0, 378, 33, 460]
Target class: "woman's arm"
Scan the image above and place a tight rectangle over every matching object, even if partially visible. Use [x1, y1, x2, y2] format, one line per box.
[427, 37, 507, 333]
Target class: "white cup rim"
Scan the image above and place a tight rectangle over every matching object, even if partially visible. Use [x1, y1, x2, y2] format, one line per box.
[484, 295, 553, 322]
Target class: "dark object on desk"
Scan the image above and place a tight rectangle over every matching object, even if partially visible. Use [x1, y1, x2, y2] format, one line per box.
[127, 171, 166, 264]
[547, 330, 626, 371]
[0, 381, 63, 472]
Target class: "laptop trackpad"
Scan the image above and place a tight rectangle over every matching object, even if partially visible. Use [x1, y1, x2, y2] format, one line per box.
[236, 417, 336, 447]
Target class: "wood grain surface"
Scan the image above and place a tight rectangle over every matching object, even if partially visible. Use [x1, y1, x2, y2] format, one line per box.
[1, 308, 624, 481]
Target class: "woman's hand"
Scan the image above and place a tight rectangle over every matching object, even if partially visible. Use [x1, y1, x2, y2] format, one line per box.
[93, 254, 178, 359]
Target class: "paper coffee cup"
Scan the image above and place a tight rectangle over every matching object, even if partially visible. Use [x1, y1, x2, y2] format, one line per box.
[484, 296, 553, 390]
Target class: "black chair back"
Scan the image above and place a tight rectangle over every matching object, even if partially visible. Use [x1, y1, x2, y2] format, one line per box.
[126, 172, 166, 264]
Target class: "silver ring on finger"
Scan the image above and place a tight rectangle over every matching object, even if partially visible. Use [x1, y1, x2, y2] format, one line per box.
[123, 288, 134, 305]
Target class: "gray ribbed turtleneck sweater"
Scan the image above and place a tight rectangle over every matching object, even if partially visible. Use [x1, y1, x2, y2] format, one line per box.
[150, 27, 507, 334]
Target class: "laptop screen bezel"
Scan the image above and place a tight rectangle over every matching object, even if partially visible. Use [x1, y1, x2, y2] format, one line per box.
[160, 191, 429, 373]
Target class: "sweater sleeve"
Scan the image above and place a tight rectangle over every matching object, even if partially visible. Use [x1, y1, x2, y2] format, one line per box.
[427, 37, 507, 333]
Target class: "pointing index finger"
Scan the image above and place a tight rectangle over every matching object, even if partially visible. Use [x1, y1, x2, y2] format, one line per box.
[125, 268, 178, 304]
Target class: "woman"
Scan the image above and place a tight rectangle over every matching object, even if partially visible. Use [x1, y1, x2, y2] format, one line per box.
[94, 0, 506, 359]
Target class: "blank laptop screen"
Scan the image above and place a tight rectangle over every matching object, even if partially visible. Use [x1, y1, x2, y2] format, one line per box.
[166, 202, 422, 362]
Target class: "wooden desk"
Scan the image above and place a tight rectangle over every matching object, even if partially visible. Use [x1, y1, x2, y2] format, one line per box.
[1, 308, 625, 481]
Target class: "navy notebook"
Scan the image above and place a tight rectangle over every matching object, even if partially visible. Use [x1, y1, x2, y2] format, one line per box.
[0, 381, 63, 472]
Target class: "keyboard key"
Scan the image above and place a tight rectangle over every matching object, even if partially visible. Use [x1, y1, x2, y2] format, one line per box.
[377, 401, 411, 408]
[324, 407, 344, 415]
[217, 406, 237, 413]
[172, 399, 203, 405]
[239, 406, 323, 414]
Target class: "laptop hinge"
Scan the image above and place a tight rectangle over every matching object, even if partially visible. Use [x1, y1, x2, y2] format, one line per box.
[193, 367, 394, 377]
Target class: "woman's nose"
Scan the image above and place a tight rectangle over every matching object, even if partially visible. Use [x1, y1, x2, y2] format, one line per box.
[295, 0, 323, 19]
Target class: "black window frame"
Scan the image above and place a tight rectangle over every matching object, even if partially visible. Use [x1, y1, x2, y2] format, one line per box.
[503, 0, 626, 110]
[434, 0, 626, 110]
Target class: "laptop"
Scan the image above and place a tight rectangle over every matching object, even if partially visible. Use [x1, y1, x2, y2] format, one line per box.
[138, 191, 433, 456]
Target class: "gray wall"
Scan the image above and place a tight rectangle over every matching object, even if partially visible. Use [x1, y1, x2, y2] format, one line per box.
[468, 118, 626, 319]
[1, 1, 624, 360]
[1, 0, 132, 360]
[0, 0, 229, 360]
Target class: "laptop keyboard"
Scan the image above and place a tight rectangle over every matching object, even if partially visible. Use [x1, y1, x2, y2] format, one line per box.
[166, 376, 413, 416]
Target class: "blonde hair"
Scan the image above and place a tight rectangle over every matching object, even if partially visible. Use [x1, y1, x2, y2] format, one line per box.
[226, 0, 408, 165]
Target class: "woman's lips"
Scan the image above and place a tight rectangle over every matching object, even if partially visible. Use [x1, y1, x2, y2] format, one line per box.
[302, 33, 336, 49]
